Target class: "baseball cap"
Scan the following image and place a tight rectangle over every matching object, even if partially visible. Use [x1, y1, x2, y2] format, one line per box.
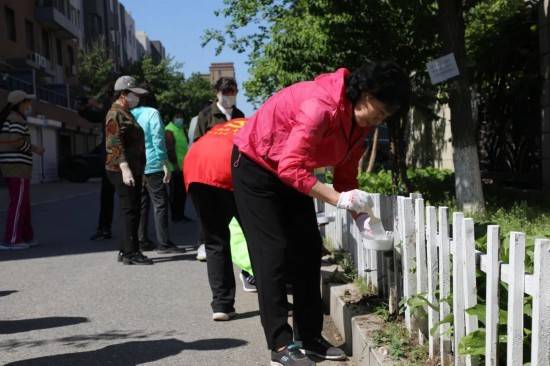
[113, 76, 148, 95]
[8, 90, 35, 105]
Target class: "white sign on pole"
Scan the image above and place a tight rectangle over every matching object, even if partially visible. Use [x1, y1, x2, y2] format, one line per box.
[426, 53, 460, 85]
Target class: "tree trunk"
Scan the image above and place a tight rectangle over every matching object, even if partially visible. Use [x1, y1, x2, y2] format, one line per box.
[367, 127, 379, 173]
[437, 0, 485, 213]
[388, 115, 412, 194]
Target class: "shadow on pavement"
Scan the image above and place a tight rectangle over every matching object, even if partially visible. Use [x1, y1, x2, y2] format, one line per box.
[235, 310, 260, 320]
[0, 194, 199, 262]
[151, 253, 197, 263]
[0, 290, 18, 297]
[4, 338, 248, 365]
[0, 316, 89, 334]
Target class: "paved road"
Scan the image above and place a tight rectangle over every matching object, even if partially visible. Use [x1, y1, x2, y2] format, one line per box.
[0, 187, 350, 365]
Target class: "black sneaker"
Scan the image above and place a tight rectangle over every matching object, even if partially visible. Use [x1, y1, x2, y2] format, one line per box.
[300, 337, 346, 360]
[90, 230, 112, 241]
[139, 240, 157, 251]
[271, 344, 314, 366]
[122, 252, 154, 265]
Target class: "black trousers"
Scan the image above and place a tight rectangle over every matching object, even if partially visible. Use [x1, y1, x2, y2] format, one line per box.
[231, 146, 323, 350]
[107, 171, 142, 254]
[169, 170, 187, 222]
[189, 183, 237, 313]
[97, 172, 115, 232]
[139, 171, 170, 247]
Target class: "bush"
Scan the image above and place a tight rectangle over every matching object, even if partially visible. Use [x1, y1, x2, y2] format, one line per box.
[356, 168, 455, 206]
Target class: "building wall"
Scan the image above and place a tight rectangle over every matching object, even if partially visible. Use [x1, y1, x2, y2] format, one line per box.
[0, 1, 80, 85]
[209, 62, 236, 85]
[136, 30, 150, 56]
[124, 8, 137, 62]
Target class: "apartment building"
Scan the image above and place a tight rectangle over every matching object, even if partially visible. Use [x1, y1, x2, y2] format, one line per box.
[0, 0, 99, 183]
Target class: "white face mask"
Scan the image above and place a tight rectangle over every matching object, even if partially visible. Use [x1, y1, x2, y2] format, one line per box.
[126, 92, 140, 109]
[174, 118, 184, 127]
[217, 93, 236, 109]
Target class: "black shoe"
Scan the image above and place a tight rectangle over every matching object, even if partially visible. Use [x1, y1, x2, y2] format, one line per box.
[122, 252, 154, 265]
[300, 337, 346, 360]
[90, 230, 112, 241]
[139, 240, 157, 251]
[271, 344, 314, 366]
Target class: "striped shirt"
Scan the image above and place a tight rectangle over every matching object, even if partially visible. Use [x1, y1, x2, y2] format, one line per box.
[0, 111, 33, 167]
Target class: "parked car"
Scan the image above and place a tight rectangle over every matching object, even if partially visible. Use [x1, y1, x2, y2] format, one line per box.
[59, 145, 104, 183]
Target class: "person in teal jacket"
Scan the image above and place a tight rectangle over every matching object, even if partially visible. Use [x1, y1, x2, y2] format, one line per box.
[132, 98, 185, 253]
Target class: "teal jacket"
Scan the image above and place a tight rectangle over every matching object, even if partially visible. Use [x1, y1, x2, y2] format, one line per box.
[131, 106, 168, 175]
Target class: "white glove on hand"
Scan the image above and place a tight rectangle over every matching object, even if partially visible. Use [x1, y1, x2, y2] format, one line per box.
[336, 189, 374, 213]
[162, 163, 171, 184]
[120, 163, 135, 187]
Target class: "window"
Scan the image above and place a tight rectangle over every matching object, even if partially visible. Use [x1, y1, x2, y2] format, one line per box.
[56, 39, 63, 66]
[25, 20, 35, 50]
[5, 7, 16, 42]
[42, 29, 50, 59]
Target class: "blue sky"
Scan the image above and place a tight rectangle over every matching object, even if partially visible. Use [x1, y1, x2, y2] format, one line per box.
[122, 0, 256, 116]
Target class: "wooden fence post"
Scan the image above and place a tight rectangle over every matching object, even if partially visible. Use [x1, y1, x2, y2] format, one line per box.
[485, 225, 500, 366]
[438, 207, 452, 365]
[462, 218, 478, 366]
[452, 212, 466, 366]
[415, 198, 428, 344]
[426, 206, 439, 359]
[507, 232, 525, 366]
[400, 197, 416, 332]
[531, 238, 550, 366]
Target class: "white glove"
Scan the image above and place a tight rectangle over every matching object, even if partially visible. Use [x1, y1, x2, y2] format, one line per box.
[162, 163, 171, 184]
[120, 163, 135, 187]
[336, 189, 374, 213]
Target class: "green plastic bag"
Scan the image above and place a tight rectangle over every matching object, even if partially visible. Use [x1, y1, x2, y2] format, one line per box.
[229, 218, 253, 275]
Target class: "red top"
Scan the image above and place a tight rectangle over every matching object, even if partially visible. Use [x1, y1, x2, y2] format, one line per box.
[183, 118, 247, 191]
[234, 68, 372, 194]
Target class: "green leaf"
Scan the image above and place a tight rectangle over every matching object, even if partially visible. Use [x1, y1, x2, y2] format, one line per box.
[458, 329, 486, 356]
[465, 304, 486, 325]
[430, 313, 454, 336]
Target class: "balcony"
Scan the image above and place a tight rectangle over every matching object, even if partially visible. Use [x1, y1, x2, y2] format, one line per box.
[35, 3, 79, 39]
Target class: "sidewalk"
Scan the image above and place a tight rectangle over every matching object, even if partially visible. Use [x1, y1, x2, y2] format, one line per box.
[0, 179, 101, 212]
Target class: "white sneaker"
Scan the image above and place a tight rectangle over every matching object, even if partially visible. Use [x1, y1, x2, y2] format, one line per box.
[196, 243, 206, 261]
[212, 312, 236, 321]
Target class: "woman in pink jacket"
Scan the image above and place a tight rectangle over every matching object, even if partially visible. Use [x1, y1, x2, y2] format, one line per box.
[231, 61, 410, 366]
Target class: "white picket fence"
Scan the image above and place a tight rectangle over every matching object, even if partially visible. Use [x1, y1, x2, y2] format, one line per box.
[318, 193, 550, 366]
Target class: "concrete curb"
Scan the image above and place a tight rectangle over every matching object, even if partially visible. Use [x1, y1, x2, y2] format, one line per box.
[320, 273, 396, 365]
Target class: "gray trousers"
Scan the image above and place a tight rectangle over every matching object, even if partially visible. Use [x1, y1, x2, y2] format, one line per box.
[138, 171, 170, 247]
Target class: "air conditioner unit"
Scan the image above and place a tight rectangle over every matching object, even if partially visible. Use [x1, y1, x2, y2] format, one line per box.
[38, 55, 49, 69]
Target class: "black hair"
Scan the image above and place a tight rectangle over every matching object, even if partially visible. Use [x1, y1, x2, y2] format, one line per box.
[113, 90, 130, 100]
[214, 77, 238, 93]
[346, 60, 410, 114]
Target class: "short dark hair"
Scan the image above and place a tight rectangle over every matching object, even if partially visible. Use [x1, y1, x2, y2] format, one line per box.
[346, 60, 410, 114]
[214, 77, 238, 93]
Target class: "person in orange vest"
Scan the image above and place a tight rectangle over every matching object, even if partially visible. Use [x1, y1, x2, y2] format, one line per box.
[184, 118, 255, 321]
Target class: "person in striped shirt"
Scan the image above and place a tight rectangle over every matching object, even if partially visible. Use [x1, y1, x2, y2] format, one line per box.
[0, 90, 44, 250]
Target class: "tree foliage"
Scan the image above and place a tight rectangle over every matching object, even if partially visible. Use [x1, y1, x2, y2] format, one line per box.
[77, 40, 115, 99]
[78, 43, 212, 122]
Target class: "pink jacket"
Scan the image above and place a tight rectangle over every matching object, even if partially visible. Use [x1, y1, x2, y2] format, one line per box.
[234, 68, 372, 194]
